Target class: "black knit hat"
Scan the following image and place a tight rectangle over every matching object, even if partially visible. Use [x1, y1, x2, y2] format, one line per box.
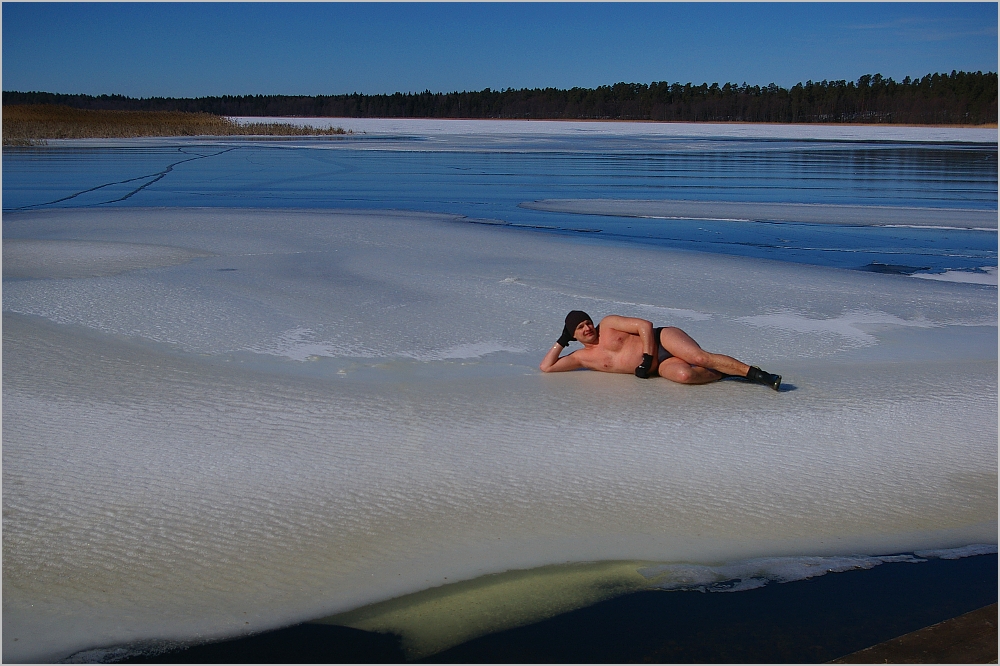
[564, 310, 593, 340]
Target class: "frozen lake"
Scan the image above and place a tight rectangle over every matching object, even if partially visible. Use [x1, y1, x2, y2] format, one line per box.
[2, 121, 997, 662]
[4, 119, 997, 277]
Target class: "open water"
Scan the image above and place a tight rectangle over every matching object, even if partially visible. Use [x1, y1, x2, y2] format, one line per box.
[2, 121, 997, 662]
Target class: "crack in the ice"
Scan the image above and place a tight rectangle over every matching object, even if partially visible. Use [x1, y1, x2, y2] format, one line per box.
[4, 146, 237, 212]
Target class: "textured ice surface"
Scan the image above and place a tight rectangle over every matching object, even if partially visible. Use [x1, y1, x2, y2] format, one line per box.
[521, 199, 999, 230]
[3, 239, 211, 279]
[3, 207, 996, 662]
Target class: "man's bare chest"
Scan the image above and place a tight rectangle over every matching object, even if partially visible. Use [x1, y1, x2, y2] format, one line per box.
[599, 330, 633, 352]
[578, 332, 640, 372]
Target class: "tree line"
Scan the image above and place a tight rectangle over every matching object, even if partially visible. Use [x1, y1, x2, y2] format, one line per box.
[5, 71, 996, 125]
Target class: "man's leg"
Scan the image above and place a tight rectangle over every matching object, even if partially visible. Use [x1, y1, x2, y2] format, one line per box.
[655, 326, 782, 390]
[656, 327, 750, 377]
[656, 357, 724, 384]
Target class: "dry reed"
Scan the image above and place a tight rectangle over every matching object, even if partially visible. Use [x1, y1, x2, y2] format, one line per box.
[3, 105, 347, 145]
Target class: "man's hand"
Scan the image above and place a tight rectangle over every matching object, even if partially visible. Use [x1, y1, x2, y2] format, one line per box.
[556, 325, 574, 348]
[635, 354, 654, 378]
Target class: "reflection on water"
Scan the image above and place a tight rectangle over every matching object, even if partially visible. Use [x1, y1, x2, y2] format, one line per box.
[3, 132, 996, 273]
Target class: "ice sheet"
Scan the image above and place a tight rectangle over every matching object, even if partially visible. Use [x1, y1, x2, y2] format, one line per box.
[3, 207, 996, 662]
[913, 266, 999, 285]
[521, 199, 999, 230]
[7, 131, 993, 279]
[231, 117, 999, 144]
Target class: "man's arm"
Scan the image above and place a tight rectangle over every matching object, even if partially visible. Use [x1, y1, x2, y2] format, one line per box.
[539, 343, 584, 373]
[598, 315, 656, 355]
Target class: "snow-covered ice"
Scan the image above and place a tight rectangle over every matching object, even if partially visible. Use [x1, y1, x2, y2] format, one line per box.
[232, 116, 1000, 144]
[2, 206, 996, 662]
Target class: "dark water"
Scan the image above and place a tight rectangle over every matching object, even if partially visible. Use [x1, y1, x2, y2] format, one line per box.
[3, 135, 996, 273]
[120, 554, 997, 663]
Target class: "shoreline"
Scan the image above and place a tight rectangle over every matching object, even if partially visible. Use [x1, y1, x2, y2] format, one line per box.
[231, 115, 1000, 130]
[1, 105, 349, 146]
[3, 106, 995, 148]
[315, 116, 999, 129]
[230, 115, 997, 129]
[9, 120, 995, 152]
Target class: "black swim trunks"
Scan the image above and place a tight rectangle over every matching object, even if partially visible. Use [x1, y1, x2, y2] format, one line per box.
[653, 327, 672, 363]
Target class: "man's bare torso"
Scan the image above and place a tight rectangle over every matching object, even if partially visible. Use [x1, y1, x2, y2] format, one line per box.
[572, 325, 653, 374]
[541, 312, 779, 389]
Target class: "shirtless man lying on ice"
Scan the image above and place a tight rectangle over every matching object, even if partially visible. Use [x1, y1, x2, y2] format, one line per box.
[540, 310, 781, 390]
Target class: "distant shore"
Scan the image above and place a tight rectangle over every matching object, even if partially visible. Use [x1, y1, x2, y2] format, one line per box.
[2, 105, 348, 146]
[7, 72, 997, 126]
[519, 117, 998, 128]
[4, 106, 994, 147]
[225, 115, 998, 146]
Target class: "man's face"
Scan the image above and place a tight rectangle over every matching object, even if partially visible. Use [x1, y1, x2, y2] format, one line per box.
[574, 319, 598, 344]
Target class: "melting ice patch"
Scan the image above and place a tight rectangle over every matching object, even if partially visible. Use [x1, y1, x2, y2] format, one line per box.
[914, 544, 999, 559]
[737, 309, 968, 350]
[637, 544, 1000, 595]
[912, 266, 998, 286]
[639, 554, 926, 593]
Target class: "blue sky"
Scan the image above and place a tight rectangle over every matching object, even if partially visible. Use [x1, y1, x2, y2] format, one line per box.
[3, 3, 997, 97]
